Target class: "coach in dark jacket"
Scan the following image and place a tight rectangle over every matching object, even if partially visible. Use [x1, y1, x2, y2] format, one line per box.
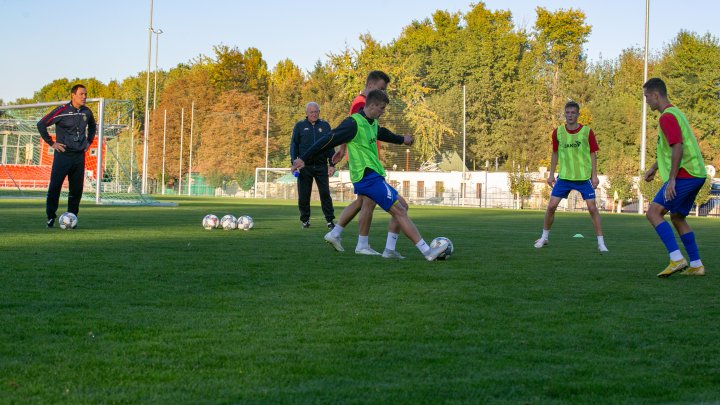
[290, 102, 335, 229]
[37, 84, 96, 228]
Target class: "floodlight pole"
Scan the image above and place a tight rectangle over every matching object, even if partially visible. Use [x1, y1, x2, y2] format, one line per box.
[462, 84, 466, 205]
[152, 28, 163, 110]
[264, 94, 270, 198]
[161, 108, 167, 195]
[95, 98, 105, 204]
[188, 101, 194, 196]
[179, 107, 184, 194]
[638, 0, 650, 214]
[141, 0, 154, 195]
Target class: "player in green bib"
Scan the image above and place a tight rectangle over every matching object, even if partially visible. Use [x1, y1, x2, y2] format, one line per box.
[534, 101, 608, 252]
[290, 90, 449, 261]
[643, 78, 707, 278]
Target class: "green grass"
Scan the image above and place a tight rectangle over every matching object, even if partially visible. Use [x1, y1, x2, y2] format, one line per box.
[1, 197, 719, 403]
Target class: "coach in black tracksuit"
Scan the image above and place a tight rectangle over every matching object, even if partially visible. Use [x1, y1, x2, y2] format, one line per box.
[290, 102, 336, 229]
[37, 84, 96, 228]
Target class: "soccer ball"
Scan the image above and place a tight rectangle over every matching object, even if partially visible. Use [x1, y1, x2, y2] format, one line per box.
[237, 215, 254, 231]
[430, 236, 454, 260]
[202, 214, 219, 230]
[220, 214, 238, 230]
[58, 212, 78, 230]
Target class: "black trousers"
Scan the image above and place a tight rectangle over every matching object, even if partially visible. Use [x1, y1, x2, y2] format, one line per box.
[46, 151, 85, 219]
[297, 165, 334, 223]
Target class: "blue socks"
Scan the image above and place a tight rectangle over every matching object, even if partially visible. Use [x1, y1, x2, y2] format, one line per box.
[655, 222, 679, 254]
[680, 232, 700, 262]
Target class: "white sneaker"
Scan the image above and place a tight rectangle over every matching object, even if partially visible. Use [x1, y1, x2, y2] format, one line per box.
[534, 238, 548, 249]
[355, 246, 381, 256]
[425, 240, 449, 261]
[598, 244, 609, 253]
[381, 249, 405, 259]
[324, 232, 344, 252]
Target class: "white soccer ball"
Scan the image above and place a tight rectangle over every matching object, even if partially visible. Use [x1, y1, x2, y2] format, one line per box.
[220, 214, 238, 230]
[237, 215, 254, 231]
[202, 214, 219, 230]
[58, 212, 78, 230]
[430, 236, 454, 260]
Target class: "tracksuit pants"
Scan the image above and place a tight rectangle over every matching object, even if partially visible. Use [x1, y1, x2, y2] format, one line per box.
[297, 165, 335, 223]
[46, 151, 85, 219]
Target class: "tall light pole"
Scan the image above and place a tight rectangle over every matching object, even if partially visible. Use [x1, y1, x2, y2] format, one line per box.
[152, 28, 163, 110]
[638, 0, 650, 214]
[141, 0, 154, 195]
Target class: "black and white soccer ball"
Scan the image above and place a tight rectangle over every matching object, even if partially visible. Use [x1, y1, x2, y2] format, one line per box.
[430, 236, 454, 260]
[237, 215, 254, 231]
[58, 212, 78, 230]
[220, 215, 238, 230]
[202, 214, 219, 230]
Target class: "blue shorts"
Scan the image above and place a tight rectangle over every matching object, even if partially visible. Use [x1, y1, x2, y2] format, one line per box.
[652, 177, 706, 216]
[353, 171, 399, 212]
[551, 178, 596, 200]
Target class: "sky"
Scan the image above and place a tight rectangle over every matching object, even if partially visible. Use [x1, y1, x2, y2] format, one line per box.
[1, 0, 718, 103]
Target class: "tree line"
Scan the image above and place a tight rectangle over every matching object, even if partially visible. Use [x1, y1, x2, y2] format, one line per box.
[7, 3, 720, 192]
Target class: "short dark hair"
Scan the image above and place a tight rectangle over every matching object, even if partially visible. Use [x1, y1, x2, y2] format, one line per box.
[366, 89, 389, 105]
[643, 77, 667, 97]
[366, 70, 390, 86]
[71, 84, 86, 94]
[564, 101, 580, 112]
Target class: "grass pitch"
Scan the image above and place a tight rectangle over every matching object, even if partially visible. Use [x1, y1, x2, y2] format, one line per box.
[1, 197, 719, 403]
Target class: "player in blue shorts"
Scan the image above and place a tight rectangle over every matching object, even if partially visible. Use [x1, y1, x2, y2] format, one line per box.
[534, 101, 608, 252]
[643, 78, 707, 277]
[290, 90, 449, 261]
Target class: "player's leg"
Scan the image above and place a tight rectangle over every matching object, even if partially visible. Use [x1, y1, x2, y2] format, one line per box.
[535, 196, 562, 248]
[647, 182, 687, 277]
[296, 168, 313, 228]
[66, 153, 85, 217]
[585, 199, 607, 252]
[668, 178, 706, 276]
[577, 181, 606, 252]
[354, 196, 380, 255]
[324, 195, 363, 252]
[386, 201, 446, 261]
[314, 168, 335, 229]
[382, 195, 407, 259]
[46, 154, 70, 227]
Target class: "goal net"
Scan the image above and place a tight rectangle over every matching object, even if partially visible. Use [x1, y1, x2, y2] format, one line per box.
[0, 98, 167, 205]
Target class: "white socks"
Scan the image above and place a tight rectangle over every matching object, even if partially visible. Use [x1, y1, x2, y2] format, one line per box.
[330, 224, 344, 238]
[669, 250, 684, 262]
[386, 232, 399, 251]
[357, 235, 369, 250]
[416, 239, 430, 255]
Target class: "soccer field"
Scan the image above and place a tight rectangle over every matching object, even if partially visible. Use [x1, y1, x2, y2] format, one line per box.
[1, 197, 719, 403]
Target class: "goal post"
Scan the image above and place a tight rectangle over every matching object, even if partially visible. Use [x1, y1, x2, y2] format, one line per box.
[254, 167, 296, 199]
[0, 98, 173, 206]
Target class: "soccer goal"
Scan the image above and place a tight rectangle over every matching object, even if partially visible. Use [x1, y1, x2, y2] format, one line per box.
[0, 99, 170, 205]
[254, 167, 297, 199]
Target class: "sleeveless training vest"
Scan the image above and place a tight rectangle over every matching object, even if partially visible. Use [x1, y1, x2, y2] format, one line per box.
[656, 106, 706, 181]
[347, 114, 385, 183]
[557, 125, 592, 181]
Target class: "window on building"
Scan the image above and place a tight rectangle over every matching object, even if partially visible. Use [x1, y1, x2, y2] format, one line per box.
[435, 181, 444, 198]
[417, 181, 425, 198]
[403, 180, 410, 197]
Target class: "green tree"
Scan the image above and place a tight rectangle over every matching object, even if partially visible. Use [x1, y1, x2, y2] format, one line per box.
[195, 90, 278, 182]
[269, 59, 305, 166]
[657, 31, 720, 168]
[508, 166, 534, 209]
